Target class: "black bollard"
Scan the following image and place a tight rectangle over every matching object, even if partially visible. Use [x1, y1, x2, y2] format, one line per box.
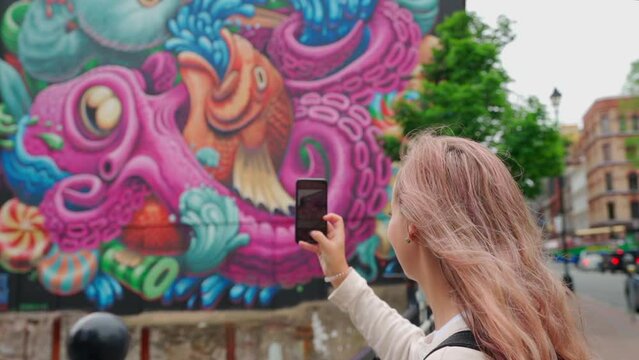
[67, 312, 130, 360]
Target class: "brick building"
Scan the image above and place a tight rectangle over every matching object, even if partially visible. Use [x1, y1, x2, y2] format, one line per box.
[564, 130, 590, 235]
[582, 96, 639, 239]
[534, 125, 584, 245]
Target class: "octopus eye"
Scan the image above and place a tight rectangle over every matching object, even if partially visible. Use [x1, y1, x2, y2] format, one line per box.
[254, 66, 268, 91]
[138, 0, 161, 7]
[79, 86, 122, 137]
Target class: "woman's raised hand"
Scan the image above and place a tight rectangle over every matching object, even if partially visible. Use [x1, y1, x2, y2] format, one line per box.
[298, 213, 351, 287]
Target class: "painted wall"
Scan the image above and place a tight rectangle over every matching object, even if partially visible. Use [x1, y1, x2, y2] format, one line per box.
[0, 0, 463, 313]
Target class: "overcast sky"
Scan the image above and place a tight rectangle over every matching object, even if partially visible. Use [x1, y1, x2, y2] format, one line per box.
[466, 0, 639, 126]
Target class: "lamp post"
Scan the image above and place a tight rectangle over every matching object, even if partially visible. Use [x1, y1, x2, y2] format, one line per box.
[550, 88, 574, 291]
[550, 88, 562, 122]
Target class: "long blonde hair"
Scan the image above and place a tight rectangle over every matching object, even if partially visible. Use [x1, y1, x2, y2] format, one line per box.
[394, 132, 591, 360]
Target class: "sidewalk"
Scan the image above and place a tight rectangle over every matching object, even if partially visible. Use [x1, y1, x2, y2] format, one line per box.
[577, 294, 639, 359]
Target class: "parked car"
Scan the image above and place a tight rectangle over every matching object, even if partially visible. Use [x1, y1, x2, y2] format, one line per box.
[623, 256, 639, 313]
[578, 250, 604, 271]
[602, 249, 627, 273]
[599, 252, 610, 272]
[621, 250, 639, 270]
[625, 276, 639, 313]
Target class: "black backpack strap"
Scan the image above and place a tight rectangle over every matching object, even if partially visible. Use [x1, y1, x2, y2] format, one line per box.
[423, 330, 480, 359]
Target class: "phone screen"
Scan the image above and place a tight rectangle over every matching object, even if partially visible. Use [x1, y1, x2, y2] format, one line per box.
[295, 179, 327, 244]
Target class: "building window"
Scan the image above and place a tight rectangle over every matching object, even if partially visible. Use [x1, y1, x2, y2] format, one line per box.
[620, 115, 627, 132]
[630, 173, 639, 190]
[602, 143, 611, 161]
[605, 172, 613, 191]
[632, 201, 639, 219]
[600, 114, 610, 134]
[633, 114, 639, 131]
[607, 201, 616, 220]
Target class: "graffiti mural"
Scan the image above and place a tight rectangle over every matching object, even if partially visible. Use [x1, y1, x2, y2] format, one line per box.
[0, 0, 463, 313]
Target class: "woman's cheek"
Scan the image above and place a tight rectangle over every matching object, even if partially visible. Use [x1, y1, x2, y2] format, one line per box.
[387, 218, 400, 250]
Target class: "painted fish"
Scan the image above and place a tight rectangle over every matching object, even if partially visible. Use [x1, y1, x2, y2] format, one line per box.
[179, 28, 295, 214]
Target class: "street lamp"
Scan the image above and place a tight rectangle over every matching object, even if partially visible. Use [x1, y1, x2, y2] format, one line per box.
[550, 88, 574, 291]
[550, 88, 562, 122]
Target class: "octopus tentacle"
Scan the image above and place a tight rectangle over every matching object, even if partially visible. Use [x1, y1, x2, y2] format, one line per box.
[219, 92, 391, 286]
[39, 175, 151, 252]
[266, 13, 367, 81]
[268, 0, 421, 105]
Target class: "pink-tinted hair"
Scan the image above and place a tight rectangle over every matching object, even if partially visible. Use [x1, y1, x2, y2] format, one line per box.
[394, 131, 591, 360]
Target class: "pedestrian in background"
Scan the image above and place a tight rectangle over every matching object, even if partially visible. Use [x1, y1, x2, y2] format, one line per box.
[299, 131, 592, 359]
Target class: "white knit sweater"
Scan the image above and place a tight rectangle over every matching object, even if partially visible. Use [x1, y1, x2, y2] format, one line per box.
[328, 270, 488, 360]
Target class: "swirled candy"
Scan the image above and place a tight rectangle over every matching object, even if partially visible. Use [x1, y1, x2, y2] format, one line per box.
[0, 198, 51, 272]
[37, 244, 99, 295]
[101, 241, 179, 300]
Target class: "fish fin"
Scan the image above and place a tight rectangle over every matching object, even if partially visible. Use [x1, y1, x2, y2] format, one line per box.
[233, 144, 294, 214]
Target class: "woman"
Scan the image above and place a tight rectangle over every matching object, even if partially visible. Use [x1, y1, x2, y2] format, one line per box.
[299, 132, 591, 359]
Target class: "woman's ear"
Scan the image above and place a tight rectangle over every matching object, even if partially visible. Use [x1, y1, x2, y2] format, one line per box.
[408, 224, 417, 241]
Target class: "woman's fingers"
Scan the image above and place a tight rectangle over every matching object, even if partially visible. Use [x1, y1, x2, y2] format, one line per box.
[310, 230, 329, 245]
[298, 240, 320, 255]
[324, 213, 343, 226]
[324, 214, 344, 237]
[327, 221, 335, 234]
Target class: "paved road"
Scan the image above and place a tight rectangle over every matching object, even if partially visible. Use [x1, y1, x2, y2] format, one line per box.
[547, 262, 639, 359]
[547, 262, 630, 310]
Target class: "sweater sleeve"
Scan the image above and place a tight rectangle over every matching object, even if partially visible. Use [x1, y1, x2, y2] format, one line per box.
[328, 269, 428, 360]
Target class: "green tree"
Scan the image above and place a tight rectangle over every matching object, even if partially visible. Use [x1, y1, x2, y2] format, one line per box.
[622, 59, 639, 96]
[620, 60, 639, 167]
[389, 11, 565, 198]
[498, 98, 565, 197]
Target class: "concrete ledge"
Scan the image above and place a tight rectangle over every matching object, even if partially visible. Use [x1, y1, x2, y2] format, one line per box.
[121, 299, 330, 327]
[0, 283, 406, 360]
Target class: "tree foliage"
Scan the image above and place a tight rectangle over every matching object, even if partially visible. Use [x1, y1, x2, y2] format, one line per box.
[498, 98, 565, 197]
[622, 59, 639, 96]
[389, 11, 565, 198]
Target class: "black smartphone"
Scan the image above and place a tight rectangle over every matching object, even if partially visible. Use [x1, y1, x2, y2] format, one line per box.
[295, 179, 328, 244]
